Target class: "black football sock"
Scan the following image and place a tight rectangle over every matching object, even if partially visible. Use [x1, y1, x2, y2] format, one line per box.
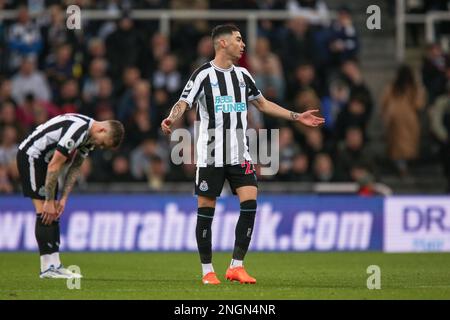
[233, 200, 257, 260]
[35, 214, 60, 256]
[196, 207, 215, 264]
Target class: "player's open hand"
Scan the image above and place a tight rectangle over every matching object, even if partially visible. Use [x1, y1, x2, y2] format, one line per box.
[161, 118, 173, 135]
[56, 198, 67, 219]
[298, 109, 325, 127]
[42, 200, 58, 225]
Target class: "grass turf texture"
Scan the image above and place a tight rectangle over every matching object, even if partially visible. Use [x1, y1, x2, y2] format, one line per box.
[0, 252, 449, 300]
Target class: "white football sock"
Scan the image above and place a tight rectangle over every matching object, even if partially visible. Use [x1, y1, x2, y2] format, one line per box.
[201, 263, 214, 276]
[50, 252, 61, 268]
[40, 254, 54, 273]
[230, 259, 243, 268]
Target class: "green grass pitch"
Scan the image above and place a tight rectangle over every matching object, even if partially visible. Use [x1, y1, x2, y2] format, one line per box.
[0, 252, 449, 300]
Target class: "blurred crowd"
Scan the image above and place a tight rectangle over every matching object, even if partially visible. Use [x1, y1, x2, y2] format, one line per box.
[0, 0, 450, 194]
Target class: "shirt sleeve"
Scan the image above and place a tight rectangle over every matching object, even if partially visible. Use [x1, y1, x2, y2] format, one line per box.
[179, 67, 206, 109]
[241, 68, 262, 101]
[56, 122, 89, 157]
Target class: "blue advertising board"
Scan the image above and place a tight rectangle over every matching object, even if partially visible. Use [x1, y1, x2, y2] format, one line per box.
[0, 195, 383, 252]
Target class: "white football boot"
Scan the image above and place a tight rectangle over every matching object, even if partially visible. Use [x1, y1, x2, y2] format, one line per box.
[39, 265, 71, 279]
[56, 264, 83, 279]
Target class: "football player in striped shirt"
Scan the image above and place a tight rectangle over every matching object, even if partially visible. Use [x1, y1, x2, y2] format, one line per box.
[161, 25, 324, 285]
[17, 113, 124, 278]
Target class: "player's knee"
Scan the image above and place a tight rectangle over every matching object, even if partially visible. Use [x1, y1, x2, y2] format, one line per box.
[198, 196, 216, 208]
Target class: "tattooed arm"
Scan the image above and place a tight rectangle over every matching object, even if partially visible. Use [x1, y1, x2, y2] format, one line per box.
[42, 150, 68, 225]
[161, 100, 189, 135]
[55, 151, 84, 218]
[61, 151, 84, 200]
[251, 95, 325, 127]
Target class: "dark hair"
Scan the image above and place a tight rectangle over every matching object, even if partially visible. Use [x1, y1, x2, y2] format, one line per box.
[392, 64, 416, 96]
[211, 24, 240, 42]
[107, 120, 125, 149]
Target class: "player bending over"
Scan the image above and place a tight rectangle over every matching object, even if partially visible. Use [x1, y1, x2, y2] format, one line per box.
[17, 113, 124, 279]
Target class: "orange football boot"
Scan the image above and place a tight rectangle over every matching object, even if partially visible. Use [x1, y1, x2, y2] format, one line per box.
[202, 272, 221, 285]
[225, 266, 256, 284]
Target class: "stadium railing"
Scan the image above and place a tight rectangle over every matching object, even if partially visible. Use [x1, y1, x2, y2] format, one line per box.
[396, 0, 450, 61]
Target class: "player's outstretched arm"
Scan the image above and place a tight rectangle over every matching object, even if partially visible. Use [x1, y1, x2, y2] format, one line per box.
[42, 150, 67, 225]
[161, 100, 189, 135]
[57, 151, 84, 217]
[251, 95, 325, 127]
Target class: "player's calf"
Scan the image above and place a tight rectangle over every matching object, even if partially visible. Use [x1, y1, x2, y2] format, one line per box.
[232, 200, 257, 261]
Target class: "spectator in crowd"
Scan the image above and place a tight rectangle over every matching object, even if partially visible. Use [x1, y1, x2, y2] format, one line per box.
[45, 44, 75, 100]
[166, 141, 197, 182]
[41, 4, 78, 64]
[0, 79, 17, 106]
[286, 0, 330, 26]
[7, 5, 43, 72]
[152, 54, 182, 107]
[340, 59, 373, 117]
[350, 164, 376, 196]
[0, 101, 27, 141]
[83, 38, 107, 75]
[382, 64, 426, 176]
[276, 127, 301, 180]
[0, 165, 14, 193]
[16, 93, 59, 130]
[249, 37, 285, 104]
[57, 78, 82, 114]
[336, 126, 375, 181]
[192, 35, 214, 70]
[303, 127, 329, 162]
[280, 17, 314, 79]
[421, 43, 448, 104]
[320, 78, 350, 137]
[0, 125, 19, 186]
[82, 58, 108, 103]
[141, 32, 171, 78]
[0, 1, 7, 74]
[329, 6, 359, 67]
[429, 82, 450, 192]
[116, 65, 141, 101]
[126, 107, 160, 150]
[11, 56, 51, 105]
[312, 153, 338, 182]
[130, 138, 156, 181]
[117, 80, 157, 133]
[106, 11, 145, 83]
[111, 153, 136, 182]
[288, 152, 313, 182]
[288, 62, 323, 103]
[334, 94, 370, 142]
[88, 147, 116, 182]
[82, 77, 116, 120]
[146, 154, 166, 190]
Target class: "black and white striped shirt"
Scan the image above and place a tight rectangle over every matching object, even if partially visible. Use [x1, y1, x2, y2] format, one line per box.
[180, 61, 262, 167]
[18, 113, 95, 162]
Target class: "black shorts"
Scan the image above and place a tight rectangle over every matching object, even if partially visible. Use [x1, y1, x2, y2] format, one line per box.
[195, 160, 258, 198]
[16, 150, 57, 200]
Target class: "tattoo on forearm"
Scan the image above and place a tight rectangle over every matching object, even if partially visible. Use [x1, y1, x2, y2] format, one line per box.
[62, 156, 83, 198]
[290, 111, 300, 120]
[168, 102, 184, 121]
[45, 170, 60, 201]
